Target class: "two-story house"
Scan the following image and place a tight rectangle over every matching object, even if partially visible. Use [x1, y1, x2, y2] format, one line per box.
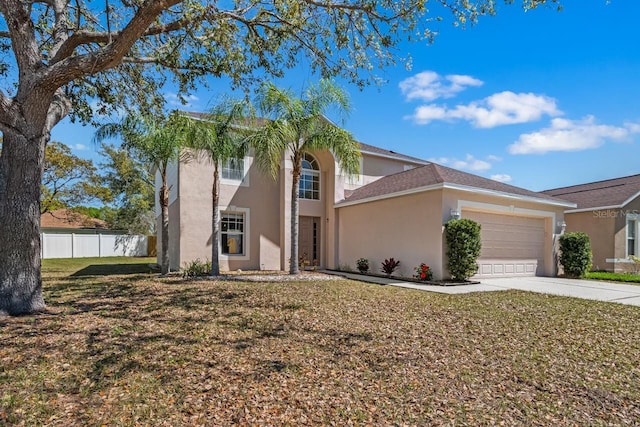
[157, 138, 574, 279]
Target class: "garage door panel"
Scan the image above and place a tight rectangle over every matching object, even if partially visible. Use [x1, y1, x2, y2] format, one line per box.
[463, 210, 546, 278]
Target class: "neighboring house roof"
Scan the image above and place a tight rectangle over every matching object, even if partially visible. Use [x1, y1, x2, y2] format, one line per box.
[41, 209, 108, 229]
[541, 174, 640, 211]
[338, 162, 575, 208]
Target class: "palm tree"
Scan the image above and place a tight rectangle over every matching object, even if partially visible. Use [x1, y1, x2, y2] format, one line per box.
[249, 80, 360, 274]
[94, 111, 188, 275]
[182, 99, 250, 276]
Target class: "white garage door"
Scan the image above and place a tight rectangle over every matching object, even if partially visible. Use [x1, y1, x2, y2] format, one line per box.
[463, 210, 546, 277]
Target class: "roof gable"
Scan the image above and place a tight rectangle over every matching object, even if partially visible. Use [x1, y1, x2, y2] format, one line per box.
[341, 163, 574, 207]
[542, 174, 640, 210]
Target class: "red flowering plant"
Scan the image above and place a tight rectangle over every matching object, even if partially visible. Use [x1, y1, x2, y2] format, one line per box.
[414, 263, 433, 281]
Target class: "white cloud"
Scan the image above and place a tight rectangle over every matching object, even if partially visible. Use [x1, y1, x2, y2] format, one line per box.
[508, 116, 640, 155]
[486, 154, 502, 162]
[399, 71, 483, 102]
[408, 91, 560, 128]
[72, 144, 87, 151]
[429, 154, 492, 171]
[166, 93, 199, 108]
[490, 174, 512, 183]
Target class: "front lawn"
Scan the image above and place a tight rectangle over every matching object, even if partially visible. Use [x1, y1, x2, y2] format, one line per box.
[42, 256, 158, 277]
[1, 259, 639, 425]
[586, 271, 640, 284]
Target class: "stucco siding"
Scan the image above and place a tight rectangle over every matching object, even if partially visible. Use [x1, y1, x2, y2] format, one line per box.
[443, 189, 563, 277]
[338, 191, 444, 279]
[177, 155, 281, 271]
[360, 155, 416, 187]
[565, 210, 615, 271]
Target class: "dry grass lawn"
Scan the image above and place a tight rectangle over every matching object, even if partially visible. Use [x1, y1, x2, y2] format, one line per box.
[1, 257, 639, 425]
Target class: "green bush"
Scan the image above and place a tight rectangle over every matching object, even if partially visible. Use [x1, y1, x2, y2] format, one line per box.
[181, 258, 212, 277]
[559, 232, 592, 278]
[356, 258, 369, 273]
[445, 218, 482, 280]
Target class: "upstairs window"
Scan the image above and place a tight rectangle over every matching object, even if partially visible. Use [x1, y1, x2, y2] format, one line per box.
[299, 153, 320, 200]
[221, 158, 244, 182]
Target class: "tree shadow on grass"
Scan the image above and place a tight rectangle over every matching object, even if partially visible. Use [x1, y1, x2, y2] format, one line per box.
[69, 263, 159, 276]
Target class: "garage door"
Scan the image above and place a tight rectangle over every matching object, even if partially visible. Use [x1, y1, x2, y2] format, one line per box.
[463, 210, 546, 277]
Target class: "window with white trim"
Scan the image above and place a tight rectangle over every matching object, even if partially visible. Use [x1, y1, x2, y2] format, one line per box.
[299, 153, 320, 200]
[221, 212, 245, 255]
[627, 218, 637, 257]
[221, 158, 244, 181]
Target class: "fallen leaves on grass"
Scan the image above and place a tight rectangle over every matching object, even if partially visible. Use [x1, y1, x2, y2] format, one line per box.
[1, 272, 639, 425]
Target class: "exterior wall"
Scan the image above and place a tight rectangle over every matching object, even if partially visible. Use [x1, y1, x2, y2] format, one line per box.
[168, 199, 181, 271]
[337, 191, 444, 279]
[565, 197, 640, 272]
[177, 153, 281, 271]
[564, 210, 615, 271]
[156, 193, 181, 271]
[615, 197, 640, 272]
[442, 189, 566, 277]
[154, 161, 179, 218]
[356, 154, 420, 188]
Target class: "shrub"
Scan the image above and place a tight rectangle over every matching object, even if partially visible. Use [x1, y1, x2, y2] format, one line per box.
[628, 255, 640, 274]
[559, 232, 592, 278]
[181, 258, 212, 277]
[445, 218, 482, 280]
[414, 263, 433, 281]
[298, 252, 310, 269]
[356, 258, 369, 273]
[381, 258, 400, 276]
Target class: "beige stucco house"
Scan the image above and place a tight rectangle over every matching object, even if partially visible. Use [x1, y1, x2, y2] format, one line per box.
[543, 174, 640, 272]
[158, 136, 575, 279]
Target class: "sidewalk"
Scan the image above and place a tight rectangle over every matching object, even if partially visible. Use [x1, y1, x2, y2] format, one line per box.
[323, 270, 640, 306]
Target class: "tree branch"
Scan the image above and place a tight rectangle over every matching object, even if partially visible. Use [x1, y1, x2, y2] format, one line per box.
[0, 0, 42, 82]
[44, 0, 183, 88]
[50, 14, 195, 64]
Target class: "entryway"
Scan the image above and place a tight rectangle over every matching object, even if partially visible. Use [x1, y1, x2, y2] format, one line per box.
[299, 216, 320, 267]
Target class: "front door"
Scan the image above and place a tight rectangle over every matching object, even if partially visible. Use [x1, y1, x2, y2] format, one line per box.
[299, 216, 320, 268]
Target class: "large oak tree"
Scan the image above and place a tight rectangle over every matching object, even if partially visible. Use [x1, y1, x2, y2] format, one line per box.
[0, 0, 558, 315]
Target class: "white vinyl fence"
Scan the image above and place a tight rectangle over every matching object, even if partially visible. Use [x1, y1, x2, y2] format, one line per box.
[41, 232, 149, 259]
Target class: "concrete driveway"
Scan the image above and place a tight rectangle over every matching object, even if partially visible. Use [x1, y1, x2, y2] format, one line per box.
[480, 276, 640, 307]
[327, 271, 640, 306]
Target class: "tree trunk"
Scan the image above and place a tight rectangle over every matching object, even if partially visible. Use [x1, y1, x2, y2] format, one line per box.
[159, 171, 170, 275]
[210, 164, 220, 276]
[0, 130, 47, 316]
[290, 151, 302, 275]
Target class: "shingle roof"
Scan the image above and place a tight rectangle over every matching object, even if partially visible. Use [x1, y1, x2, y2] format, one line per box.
[41, 209, 108, 229]
[358, 142, 428, 164]
[184, 111, 427, 165]
[341, 163, 574, 206]
[541, 174, 640, 210]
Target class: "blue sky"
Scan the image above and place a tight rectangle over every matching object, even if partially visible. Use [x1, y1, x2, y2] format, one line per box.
[54, 0, 640, 192]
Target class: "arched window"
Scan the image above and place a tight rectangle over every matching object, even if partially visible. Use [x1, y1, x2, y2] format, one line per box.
[299, 153, 320, 200]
